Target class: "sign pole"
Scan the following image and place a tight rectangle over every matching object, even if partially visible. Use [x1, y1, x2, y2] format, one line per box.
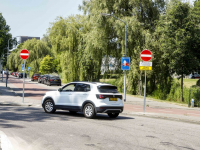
[22, 60, 25, 103]
[121, 57, 130, 102]
[20, 49, 29, 103]
[143, 70, 146, 113]
[124, 70, 126, 102]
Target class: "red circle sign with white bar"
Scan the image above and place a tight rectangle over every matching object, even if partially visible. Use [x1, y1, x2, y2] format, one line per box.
[20, 49, 29, 60]
[140, 49, 152, 61]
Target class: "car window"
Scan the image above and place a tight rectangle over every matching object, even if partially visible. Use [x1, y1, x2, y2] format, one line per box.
[97, 85, 118, 93]
[51, 76, 60, 79]
[74, 84, 90, 92]
[62, 84, 76, 92]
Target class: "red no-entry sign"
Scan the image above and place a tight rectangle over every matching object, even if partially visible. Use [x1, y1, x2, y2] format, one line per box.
[140, 49, 152, 61]
[20, 49, 29, 60]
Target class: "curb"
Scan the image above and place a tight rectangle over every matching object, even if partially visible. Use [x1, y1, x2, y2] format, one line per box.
[122, 111, 200, 125]
[0, 102, 33, 107]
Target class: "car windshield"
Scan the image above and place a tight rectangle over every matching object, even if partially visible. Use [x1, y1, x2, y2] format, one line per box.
[97, 85, 118, 93]
[34, 74, 40, 76]
[51, 76, 60, 79]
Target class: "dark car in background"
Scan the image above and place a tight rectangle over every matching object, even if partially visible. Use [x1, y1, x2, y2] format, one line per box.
[31, 73, 40, 81]
[46, 75, 61, 86]
[38, 75, 44, 83]
[18, 72, 27, 78]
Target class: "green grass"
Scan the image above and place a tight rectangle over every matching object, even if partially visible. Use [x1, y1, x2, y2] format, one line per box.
[174, 78, 198, 88]
[99, 79, 116, 82]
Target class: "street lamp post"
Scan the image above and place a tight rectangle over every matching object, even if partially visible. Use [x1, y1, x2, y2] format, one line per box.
[0, 55, 2, 79]
[101, 13, 127, 102]
[1, 48, 6, 82]
[6, 38, 14, 87]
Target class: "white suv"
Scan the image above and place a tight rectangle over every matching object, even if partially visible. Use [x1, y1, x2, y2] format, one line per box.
[42, 82, 123, 118]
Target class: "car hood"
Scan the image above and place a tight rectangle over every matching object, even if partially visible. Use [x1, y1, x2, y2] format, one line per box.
[45, 91, 58, 96]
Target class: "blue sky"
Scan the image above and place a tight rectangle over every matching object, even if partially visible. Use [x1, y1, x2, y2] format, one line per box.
[0, 0, 83, 39]
[0, 0, 196, 39]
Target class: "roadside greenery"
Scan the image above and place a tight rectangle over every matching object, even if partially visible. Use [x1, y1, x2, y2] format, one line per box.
[2, 0, 200, 106]
[0, 13, 14, 68]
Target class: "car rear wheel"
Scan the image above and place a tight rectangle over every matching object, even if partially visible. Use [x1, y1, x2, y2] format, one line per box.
[83, 103, 96, 119]
[44, 100, 56, 113]
[107, 113, 119, 118]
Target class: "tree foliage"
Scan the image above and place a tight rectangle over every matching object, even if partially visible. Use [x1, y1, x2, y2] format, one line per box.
[6, 0, 200, 102]
[39, 55, 54, 74]
[0, 13, 13, 68]
[8, 38, 51, 76]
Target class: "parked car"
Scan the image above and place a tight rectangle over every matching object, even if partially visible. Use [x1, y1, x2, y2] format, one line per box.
[189, 73, 200, 79]
[38, 75, 44, 83]
[42, 82, 123, 119]
[3, 71, 9, 77]
[46, 75, 61, 86]
[31, 73, 40, 81]
[42, 74, 49, 84]
[15, 72, 19, 77]
[18, 72, 27, 78]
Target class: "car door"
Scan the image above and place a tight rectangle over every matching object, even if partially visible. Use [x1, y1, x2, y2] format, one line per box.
[56, 83, 76, 107]
[72, 83, 90, 106]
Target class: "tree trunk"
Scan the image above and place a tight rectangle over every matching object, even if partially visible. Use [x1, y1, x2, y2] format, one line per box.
[180, 73, 183, 102]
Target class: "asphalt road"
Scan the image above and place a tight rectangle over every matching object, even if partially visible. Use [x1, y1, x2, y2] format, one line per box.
[1, 75, 200, 149]
[0, 106, 200, 150]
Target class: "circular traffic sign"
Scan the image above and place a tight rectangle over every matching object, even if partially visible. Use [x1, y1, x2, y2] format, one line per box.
[20, 49, 29, 60]
[140, 49, 152, 61]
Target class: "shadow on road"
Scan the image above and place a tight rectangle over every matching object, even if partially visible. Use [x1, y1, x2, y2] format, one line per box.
[0, 85, 16, 96]
[11, 87, 55, 92]
[55, 111, 134, 120]
[0, 106, 134, 129]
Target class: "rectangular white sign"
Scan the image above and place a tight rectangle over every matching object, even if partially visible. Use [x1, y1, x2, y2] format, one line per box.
[140, 62, 152, 66]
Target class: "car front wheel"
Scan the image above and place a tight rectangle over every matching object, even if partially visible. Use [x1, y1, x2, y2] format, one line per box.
[83, 103, 96, 119]
[107, 113, 119, 118]
[44, 100, 56, 113]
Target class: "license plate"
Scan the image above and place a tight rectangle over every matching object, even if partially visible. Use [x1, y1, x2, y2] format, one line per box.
[54, 80, 58, 81]
[110, 98, 117, 101]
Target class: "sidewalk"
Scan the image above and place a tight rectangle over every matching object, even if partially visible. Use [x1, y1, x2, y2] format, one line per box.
[0, 79, 41, 107]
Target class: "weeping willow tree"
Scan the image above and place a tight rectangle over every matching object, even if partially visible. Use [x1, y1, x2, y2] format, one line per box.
[48, 15, 105, 82]
[8, 38, 50, 75]
[78, 0, 166, 95]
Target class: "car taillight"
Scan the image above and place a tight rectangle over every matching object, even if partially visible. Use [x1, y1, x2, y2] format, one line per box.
[50, 79, 53, 81]
[96, 94, 106, 99]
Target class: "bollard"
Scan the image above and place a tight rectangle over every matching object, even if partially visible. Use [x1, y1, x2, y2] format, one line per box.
[191, 99, 194, 108]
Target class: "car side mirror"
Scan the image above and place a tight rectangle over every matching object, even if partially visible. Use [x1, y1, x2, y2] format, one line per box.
[58, 88, 62, 92]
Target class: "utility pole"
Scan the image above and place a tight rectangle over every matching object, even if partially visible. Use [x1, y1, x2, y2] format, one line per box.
[101, 13, 128, 102]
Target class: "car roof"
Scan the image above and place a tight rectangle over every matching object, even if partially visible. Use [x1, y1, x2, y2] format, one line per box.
[70, 81, 112, 86]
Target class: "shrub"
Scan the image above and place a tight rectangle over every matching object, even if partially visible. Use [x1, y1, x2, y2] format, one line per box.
[166, 79, 200, 107]
[196, 79, 200, 86]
